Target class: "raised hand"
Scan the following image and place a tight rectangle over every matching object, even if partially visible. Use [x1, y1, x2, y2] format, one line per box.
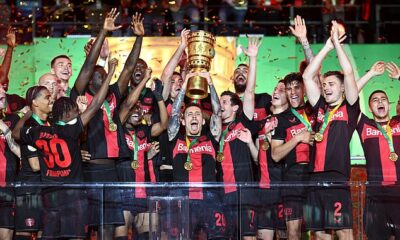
[237, 128, 252, 144]
[131, 12, 144, 36]
[197, 70, 212, 84]
[100, 38, 110, 59]
[386, 62, 400, 80]
[289, 15, 307, 40]
[369, 61, 385, 77]
[103, 8, 121, 32]
[84, 38, 94, 56]
[108, 58, 118, 74]
[241, 36, 262, 58]
[76, 96, 88, 113]
[180, 28, 190, 47]
[148, 141, 160, 159]
[6, 27, 16, 48]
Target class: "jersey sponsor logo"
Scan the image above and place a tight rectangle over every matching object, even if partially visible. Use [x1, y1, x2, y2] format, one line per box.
[125, 136, 148, 151]
[364, 125, 400, 138]
[224, 129, 240, 142]
[176, 143, 213, 154]
[254, 108, 267, 121]
[288, 125, 308, 137]
[317, 107, 347, 122]
[46, 169, 71, 177]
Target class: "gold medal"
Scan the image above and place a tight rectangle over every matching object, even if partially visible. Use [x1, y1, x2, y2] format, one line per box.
[216, 153, 224, 162]
[389, 152, 398, 162]
[261, 141, 269, 151]
[314, 132, 324, 142]
[131, 160, 139, 170]
[184, 162, 193, 171]
[109, 122, 117, 132]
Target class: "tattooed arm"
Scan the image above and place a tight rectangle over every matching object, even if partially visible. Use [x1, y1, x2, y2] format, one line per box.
[199, 71, 222, 141]
[167, 72, 194, 141]
[0, 119, 20, 158]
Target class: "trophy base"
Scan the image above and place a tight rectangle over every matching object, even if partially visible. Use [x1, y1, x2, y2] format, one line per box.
[186, 75, 208, 100]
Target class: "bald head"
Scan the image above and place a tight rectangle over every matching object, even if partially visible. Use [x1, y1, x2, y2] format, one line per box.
[39, 73, 59, 100]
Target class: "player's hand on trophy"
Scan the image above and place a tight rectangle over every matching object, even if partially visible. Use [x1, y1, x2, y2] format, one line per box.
[180, 28, 190, 47]
[386, 62, 400, 80]
[103, 8, 122, 32]
[242, 36, 262, 58]
[198, 70, 212, 85]
[131, 12, 144, 36]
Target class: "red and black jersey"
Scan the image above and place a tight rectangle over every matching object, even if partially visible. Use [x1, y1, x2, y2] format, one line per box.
[19, 117, 85, 183]
[136, 87, 160, 124]
[18, 116, 46, 183]
[0, 113, 20, 186]
[70, 84, 129, 160]
[5, 94, 26, 114]
[122, 124, 156, 198]
[253, 93, 272, 121]
[357, 114, 400, 183]
[272, 105, 316, 169]
[312, 96, 360, 179]
[171, 131, 218, 200]
[218, 113, 258, 194]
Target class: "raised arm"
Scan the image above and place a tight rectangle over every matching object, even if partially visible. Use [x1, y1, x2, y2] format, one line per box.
[331, 21, 358, 105]
[386, 62, 400, 80]
[167, 72, 194, 141]
[161, 28, 189, 100]
[0, 27, 16, 84]
[357, 61, 385, 93]
[241, 37, 260, 119]
[151, 91, 169, 137]
[119, 68, 152, 124]
[12, 111, 32, 141]
[289, 15, 314, 63]
[74, 8, 121, 94]
[80, 58, 118, 126]
[200, 71, 221, 141]
[0, 119, 20, 158]
[117, 12, 144, 95]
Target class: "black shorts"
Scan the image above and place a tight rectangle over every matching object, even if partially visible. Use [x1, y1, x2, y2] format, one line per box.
[190, 199, 227, 239]
[15, 193, 42, 232]
[224, 192, 257, 237]
[257, 203, 282, 230]
[41, 188, 88, 239]
[305, 187, 353, 231]
[83, 163, 125, 226]
[364, 193, 400, 240]
[0, 187, 15, 229]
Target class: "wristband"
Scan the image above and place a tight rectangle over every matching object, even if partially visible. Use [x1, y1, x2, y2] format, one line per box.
[98, 58, 107, 67]
[3, 128, 10, 136]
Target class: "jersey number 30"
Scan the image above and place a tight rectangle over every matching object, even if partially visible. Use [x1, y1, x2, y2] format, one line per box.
[36, 139, 72, 168]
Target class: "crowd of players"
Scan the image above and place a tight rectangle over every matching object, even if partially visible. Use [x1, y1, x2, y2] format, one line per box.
[0, 8, 399, 240]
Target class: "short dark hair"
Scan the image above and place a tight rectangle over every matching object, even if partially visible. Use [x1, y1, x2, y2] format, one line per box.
[52, 97, 78, 123]
[25, 86, 48, 107]
[283, 72, 303, 86]
[51, 55, 71, 68]
[368, 90, 388, 104]
[183, 102, 202, 114]
[221, 90, 242, 113]
[323, 71, 344, 83]
[236, 63, 248, 69]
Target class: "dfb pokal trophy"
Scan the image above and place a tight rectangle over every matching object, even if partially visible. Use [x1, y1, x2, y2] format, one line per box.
[186, 30, 216, 100]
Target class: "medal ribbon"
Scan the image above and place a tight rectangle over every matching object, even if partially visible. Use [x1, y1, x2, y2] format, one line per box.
[290, 108, 312, 132]
[185, 136, 198, 164]
[127, 129, 139, 161]
[376, 121, 395, 153]
[317, 101, 342, 136]
[102, 100, 115, 127]
[32, 113, 50, 126]
[56, 121, 66, 126]
[218, 121, 234, 155]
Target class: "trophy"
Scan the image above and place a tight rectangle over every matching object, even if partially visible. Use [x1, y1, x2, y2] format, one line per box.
[186, 30, 216, 100]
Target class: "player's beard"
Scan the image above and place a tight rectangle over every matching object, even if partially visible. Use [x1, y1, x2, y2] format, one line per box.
[234, 82, 246, 94]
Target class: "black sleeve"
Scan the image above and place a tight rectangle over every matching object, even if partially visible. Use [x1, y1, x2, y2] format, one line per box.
[347, 98, 361, 130]
[271, 114, 286, 141]
[19, 126, 38, 147]
[237, 112, 260, 137]
[60, 117, 84, 139]
[69, 86, 80, 102]
[356, 112, 368, 136]
[312, 95, 325, 113]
